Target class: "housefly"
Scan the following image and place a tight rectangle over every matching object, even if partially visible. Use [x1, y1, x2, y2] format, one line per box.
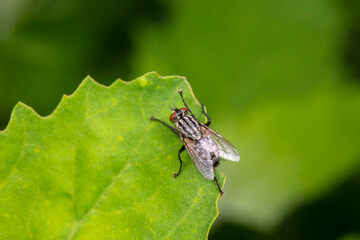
[150, 88, 240, 196]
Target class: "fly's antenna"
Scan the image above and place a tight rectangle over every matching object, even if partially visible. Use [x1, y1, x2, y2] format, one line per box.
[170, 105, 178, 111]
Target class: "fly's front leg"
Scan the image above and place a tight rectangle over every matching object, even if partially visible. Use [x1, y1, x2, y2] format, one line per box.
[150, 116, 178, 135]
[179, 88, 211, 126]
[200, 102, 211, 126]
[174, 145, 185, 178]
[178, 88, 195, 117]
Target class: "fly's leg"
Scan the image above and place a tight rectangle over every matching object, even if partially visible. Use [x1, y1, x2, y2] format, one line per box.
[214, 177, 224, 196]
[178, 88, 211, 126]
[174, 145, 185, 178]
[200, 102, 211, 126]
[150, 116, 178, 135]
[151, 115, 184, 178]
[178, 88, 195, 117]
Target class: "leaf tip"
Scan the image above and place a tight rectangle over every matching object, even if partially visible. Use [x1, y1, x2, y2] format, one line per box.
[84, 74, 95, 82]
[1, 101, 41, 133]
[13, 101, 41, 118]
[81, 75, 104, 88]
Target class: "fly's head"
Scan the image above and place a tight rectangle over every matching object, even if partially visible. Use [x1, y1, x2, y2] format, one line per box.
[169, 107, 188, 123]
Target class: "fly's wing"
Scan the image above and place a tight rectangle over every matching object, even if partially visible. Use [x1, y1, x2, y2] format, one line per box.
[182, 137, 215, 180]
[201, 125, 240, 162]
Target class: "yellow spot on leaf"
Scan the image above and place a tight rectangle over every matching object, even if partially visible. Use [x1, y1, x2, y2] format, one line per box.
[111, 97, 117, 105]
[118, 136, 124, 141]
[140, 78, 148, 87]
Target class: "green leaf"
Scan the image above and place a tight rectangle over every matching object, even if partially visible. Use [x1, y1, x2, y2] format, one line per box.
[0, 72, 225, 239]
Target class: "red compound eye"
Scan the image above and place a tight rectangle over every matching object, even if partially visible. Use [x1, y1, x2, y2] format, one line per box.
[169, 111, 176, 122]
[180, 108, 188, 111]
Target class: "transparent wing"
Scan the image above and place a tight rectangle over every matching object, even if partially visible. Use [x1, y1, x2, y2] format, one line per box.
[201, 125, 240, 162]
[182, 137, 215, 180]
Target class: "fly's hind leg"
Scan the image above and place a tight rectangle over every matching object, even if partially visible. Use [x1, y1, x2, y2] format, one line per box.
[174, 145, 185, 178]
[214, 176, 224, 196]
[150, 116, 178, 135]
[199, 102, 211, 126]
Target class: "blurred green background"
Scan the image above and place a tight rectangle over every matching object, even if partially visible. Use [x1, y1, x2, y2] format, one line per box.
[1, 0, 360, 239]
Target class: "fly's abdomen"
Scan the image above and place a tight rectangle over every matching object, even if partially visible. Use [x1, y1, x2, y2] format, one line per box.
[176, 116, 201, 140]
[193, 136, 219, 163]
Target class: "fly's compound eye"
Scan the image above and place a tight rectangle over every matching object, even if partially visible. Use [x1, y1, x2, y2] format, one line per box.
[170, 111, 177, 122]
[180, 108, 188, 111]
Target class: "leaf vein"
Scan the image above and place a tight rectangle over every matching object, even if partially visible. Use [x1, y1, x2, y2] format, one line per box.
[163, 187, 203, 239]
[0, 142, 26, 191]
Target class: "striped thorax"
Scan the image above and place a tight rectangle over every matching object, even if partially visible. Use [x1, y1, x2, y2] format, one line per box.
[175, 115, 202, 141]
[169, 107, 202, 141]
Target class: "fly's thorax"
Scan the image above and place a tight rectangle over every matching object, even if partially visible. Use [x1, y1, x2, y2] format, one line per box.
[175, 115, 202, 140]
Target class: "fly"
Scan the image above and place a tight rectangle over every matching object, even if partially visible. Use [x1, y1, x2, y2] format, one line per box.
[150, 88, 240, 196]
